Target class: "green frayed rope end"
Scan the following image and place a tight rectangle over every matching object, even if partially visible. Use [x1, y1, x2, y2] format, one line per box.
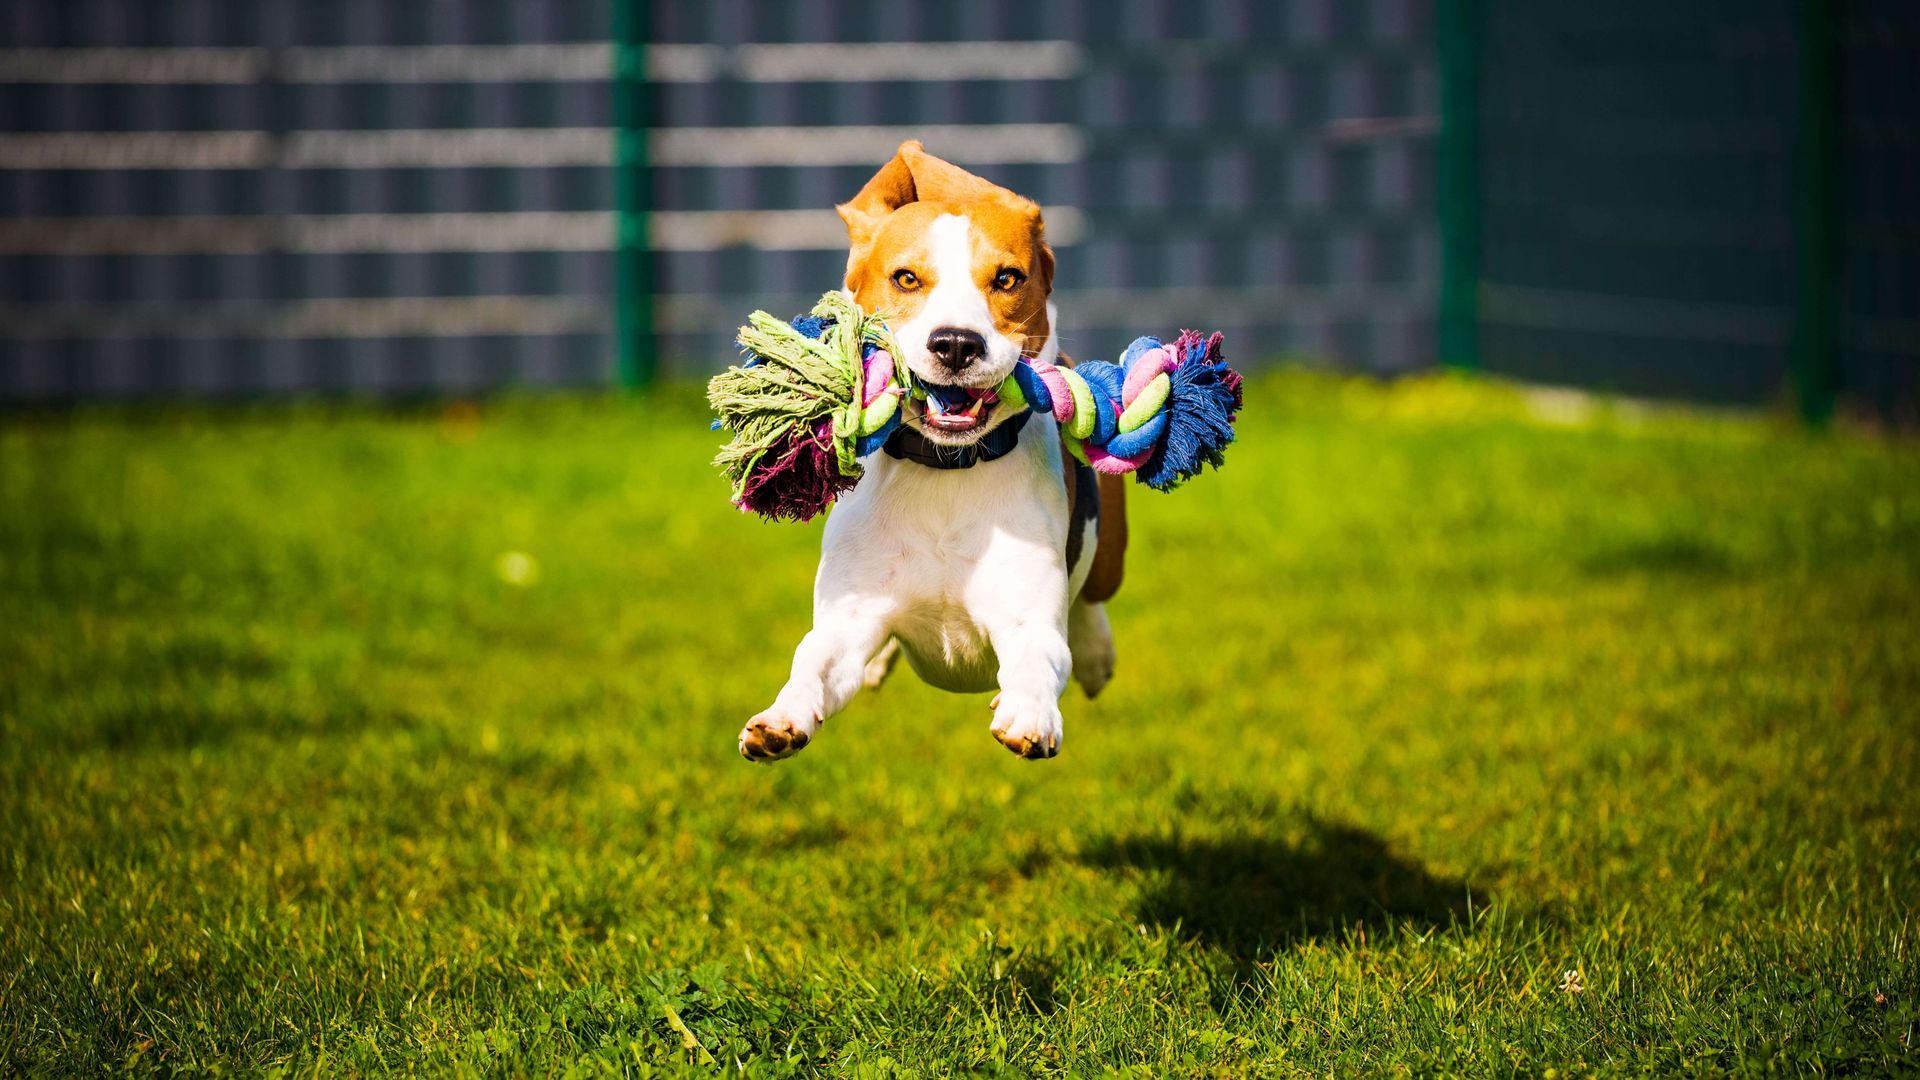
[707, 292, 896, 519]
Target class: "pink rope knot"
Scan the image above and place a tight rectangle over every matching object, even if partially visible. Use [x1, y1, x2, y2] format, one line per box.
[1120, 344, 1174, 405]
[1084, 443, 1153, 473]
[861, 349, 896, 407]
[1026, 358, 1076, 424]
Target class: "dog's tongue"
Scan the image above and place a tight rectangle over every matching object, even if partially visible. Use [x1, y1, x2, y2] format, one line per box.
[926, 410, 979, 432]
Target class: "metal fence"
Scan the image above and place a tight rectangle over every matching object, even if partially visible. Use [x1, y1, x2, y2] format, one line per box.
[0, 0, 1436, 402]
[1445, 0, 1918, 418]
[1, 1, 1912, 415]
[1, 2, 619, 400]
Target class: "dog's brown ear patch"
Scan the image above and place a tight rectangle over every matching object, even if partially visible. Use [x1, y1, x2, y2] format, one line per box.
[835, 140, 922, 249]
[837, 140, 1042, 249]
[897, 141, 1033, 210]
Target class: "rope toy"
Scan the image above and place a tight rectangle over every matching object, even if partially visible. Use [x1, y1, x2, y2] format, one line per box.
[708, 291, 1243, 522]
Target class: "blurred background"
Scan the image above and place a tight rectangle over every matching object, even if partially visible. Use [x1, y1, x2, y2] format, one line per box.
[0, 0, 1914, 419]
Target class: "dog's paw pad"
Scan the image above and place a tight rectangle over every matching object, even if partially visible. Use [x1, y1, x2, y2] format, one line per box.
[739, 710, 814, 762]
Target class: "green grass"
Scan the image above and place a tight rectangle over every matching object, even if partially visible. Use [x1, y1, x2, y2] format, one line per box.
[2, 373, 1916, 1076]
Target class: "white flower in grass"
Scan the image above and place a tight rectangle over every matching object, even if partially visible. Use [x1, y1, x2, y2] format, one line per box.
[1558, 968, 1585, 994]
[495, 550, 540, 587]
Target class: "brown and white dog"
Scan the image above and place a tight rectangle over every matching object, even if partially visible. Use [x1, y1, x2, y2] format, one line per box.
[738, 140, 1127, 762]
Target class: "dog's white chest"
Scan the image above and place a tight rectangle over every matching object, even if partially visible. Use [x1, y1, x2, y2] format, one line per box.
[815, 425, 1070, 693]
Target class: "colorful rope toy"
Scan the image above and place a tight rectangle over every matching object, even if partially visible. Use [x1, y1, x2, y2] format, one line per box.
[708, 291, 1244, 522]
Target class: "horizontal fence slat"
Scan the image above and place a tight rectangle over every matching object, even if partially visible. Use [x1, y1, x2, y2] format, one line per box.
[0, 125, 1089, 170]
[0, 207, 1089, 255]
[0, 41, 1431, 85]
[0, 296, 606, 340]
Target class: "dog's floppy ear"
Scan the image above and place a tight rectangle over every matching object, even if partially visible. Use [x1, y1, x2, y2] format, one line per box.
[837, 139, 1045, 254]
[895, 140, 1028, 209]
[836, 140, 921, 251]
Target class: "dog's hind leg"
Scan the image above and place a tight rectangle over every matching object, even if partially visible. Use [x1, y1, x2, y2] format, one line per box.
[1068, 600, 1115, 698]
[740, 600, 892, 763]
[862, 636, 902, 690]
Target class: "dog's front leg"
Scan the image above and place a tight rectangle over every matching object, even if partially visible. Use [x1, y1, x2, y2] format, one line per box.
[984, 615, 1073, 760]
[739, 598, 892, 762]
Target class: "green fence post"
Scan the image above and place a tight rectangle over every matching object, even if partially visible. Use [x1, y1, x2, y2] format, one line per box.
[1437, 0, 1483, 370]
[612, 0, 653, 388]
[1791, 0, 1839, 423]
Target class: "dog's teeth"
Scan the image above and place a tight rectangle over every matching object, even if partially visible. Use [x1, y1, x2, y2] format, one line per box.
[967, 398, 984, 417]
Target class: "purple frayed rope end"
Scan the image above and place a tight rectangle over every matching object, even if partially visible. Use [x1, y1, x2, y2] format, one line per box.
[735, 419, 859, 523]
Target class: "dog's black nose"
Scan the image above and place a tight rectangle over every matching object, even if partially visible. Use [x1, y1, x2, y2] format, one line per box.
[926, 327, 986, 373]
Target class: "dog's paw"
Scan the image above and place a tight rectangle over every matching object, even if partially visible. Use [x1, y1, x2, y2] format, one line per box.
[739, 707, 817, 763]
[990, 694, 1063, 760]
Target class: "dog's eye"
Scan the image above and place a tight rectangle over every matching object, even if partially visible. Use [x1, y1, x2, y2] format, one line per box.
[891, 269, 920, 291]
[993, 268, 1026, 292]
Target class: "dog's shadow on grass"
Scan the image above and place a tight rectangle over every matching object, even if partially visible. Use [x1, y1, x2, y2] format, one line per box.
[1081, 818, 1482, 960]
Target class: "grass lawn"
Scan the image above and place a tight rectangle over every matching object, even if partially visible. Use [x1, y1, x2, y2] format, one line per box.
[2, 372, 1916, 1075]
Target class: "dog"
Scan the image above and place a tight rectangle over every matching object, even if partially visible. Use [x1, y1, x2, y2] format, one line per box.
[738, 140, 1126, 762]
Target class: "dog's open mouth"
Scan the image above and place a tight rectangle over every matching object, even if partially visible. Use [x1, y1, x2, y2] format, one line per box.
[918, 382, 999, 435]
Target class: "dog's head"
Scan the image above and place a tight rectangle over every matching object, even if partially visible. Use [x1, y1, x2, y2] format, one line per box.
[838, 141, 1054, 445]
